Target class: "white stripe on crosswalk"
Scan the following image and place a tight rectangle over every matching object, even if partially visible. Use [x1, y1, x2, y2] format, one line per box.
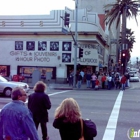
[2, 90, 71, 108]
[102, 91, 123, 140]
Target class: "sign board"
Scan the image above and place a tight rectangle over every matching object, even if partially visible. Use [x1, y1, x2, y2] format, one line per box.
[62, 27, 68, 34]
[83, 48, 98, 58]
[77, 48, 98, 66]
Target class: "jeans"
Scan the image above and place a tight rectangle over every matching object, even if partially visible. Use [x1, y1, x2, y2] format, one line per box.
[86, 80, 90, 88]
[108, 81, 112, 90]
[92, 80, 95, 88]
[122, 84, 125, 90]
[102, 81, 105, 89]
[77, 80, 82, 88]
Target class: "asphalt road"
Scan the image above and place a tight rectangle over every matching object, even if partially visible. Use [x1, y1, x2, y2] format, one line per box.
[0, 82, 140, 140]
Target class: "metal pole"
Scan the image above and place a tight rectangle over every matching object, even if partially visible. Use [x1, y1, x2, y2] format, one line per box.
[73, 0, 78, 88]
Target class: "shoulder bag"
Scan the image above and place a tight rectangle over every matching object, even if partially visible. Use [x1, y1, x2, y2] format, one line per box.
[83, 119, 97, 139]
[79, 119, 84, 140]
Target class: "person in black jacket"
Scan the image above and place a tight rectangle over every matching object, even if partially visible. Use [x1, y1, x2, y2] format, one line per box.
[53, 98, 82, 140]
[53, 98, 97, 140]
[28, 81, 51, 140]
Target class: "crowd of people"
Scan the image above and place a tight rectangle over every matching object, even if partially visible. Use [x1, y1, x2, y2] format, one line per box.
[0, 81, 97, 140]
[68, 69, 130, 91]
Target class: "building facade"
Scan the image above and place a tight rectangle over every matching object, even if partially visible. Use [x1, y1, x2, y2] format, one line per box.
[0, 7, 111, 82]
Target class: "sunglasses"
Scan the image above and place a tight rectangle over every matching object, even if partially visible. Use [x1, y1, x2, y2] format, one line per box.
[22, 94, 27, 96]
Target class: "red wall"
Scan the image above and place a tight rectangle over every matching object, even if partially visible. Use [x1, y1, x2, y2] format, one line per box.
[98, 14, 105, 31]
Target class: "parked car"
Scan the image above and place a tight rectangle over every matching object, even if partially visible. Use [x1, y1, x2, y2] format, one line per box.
[0, 76, 30, 97]
[129, 71, 139, 82]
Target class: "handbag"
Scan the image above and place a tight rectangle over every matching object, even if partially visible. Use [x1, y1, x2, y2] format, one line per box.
[79, 119, 85, 140]
[83, 119, 97, 139]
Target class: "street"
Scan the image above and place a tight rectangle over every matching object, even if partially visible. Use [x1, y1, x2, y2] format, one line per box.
[0, 82, 140, 140]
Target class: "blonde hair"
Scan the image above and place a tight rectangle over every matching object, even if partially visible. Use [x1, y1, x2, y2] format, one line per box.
[54, 98, 81, 123]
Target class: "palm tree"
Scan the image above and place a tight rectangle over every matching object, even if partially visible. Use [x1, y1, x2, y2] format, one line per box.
[104, 0, 139, 30]
[119, 28, 135, 62]
[119, 28, 135, 52]
[104, 0, 139, 73]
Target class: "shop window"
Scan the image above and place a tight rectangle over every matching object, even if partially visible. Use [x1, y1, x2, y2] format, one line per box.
[17, 66, 56, 79]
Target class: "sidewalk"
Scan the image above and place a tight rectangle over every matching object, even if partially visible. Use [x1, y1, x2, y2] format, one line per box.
[28, 81, 131, 90]
[28, 82, 91, 90]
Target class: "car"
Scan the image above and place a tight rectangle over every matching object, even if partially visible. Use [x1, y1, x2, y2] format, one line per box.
[129, 72, 139, 82]
[0, 76, 30, 97]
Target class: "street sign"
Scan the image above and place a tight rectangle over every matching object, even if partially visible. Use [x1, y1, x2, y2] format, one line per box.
[62, 28, 68, 34]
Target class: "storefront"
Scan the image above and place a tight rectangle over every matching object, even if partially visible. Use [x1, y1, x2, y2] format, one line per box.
[0, 10, 109, 82]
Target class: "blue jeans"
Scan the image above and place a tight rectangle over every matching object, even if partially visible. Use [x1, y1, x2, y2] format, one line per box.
[108, 81, 112, 90]
[86, 80, 90, 88]
[122, 84, 125, 90]
[92, 81, 95, 88]
[77, 80, 82, 88]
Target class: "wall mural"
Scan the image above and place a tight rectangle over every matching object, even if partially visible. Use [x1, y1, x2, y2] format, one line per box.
[50, 42, 59, 51]
[62, 42, 71, 51]
[62, 53, 71, 63]
[26, 41, 35, 51]
[38, 41, 47, 51]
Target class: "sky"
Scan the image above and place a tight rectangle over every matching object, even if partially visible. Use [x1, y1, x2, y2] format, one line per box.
[0, 0, 75, 15]
[0, 0, 139, 63]
[127, 17, 140, 63]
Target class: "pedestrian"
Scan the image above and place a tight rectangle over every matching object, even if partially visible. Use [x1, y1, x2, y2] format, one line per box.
[86, 71, 91, 88]
[77, 72, 82, 88]
[120, 74, 127, 91]
[114, 74, 121, 89]
[53, 98, 86, 140]
[0, 87, 39, 140]
[28, 81, 51, 140]
[101, 73, 106, 89]
[125, 72, 130, 87]
[98, 73, 102, 88]
[95, 78, 100, 90]
[107, 74, 112, 90]
[91, 73, 97, 89]
[80, 69, 85, 83]
[68, 70, 74, 86]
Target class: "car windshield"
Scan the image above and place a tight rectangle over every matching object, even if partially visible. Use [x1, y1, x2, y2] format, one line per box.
[129, 71, 136, 75]
[0, 76, 8, 82]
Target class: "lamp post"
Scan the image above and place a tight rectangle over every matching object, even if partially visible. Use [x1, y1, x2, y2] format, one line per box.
[73, 0, 78, 88]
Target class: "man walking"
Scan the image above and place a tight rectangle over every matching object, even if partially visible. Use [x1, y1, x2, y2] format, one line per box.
[0, 87, 39, 140]
[28, 81, 51, 140]
[120, 74, 127, 91]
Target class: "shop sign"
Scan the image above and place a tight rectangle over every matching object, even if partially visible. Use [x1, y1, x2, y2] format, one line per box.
[10, 51, 57, 62]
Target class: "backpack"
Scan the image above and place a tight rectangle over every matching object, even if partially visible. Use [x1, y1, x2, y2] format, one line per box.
[83, 119, 97, 139]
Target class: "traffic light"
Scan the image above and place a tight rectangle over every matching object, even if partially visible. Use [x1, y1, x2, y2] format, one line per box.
[79, 48, 83, 58]
[121, 51, 126, 64]
[64, 12, 70, 27]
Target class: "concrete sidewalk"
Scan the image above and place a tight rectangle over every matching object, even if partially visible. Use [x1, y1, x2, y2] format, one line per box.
[28, 82, 91, 90]
[28, 81, 131, 90]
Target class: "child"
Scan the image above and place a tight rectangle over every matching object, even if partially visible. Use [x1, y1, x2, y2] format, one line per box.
[95, 78, 100, 90]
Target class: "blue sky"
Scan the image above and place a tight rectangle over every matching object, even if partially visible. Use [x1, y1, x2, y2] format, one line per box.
[0, 0, 139, 62]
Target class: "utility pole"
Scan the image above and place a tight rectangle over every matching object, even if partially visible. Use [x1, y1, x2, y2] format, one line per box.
[73, 0, 78, 88]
